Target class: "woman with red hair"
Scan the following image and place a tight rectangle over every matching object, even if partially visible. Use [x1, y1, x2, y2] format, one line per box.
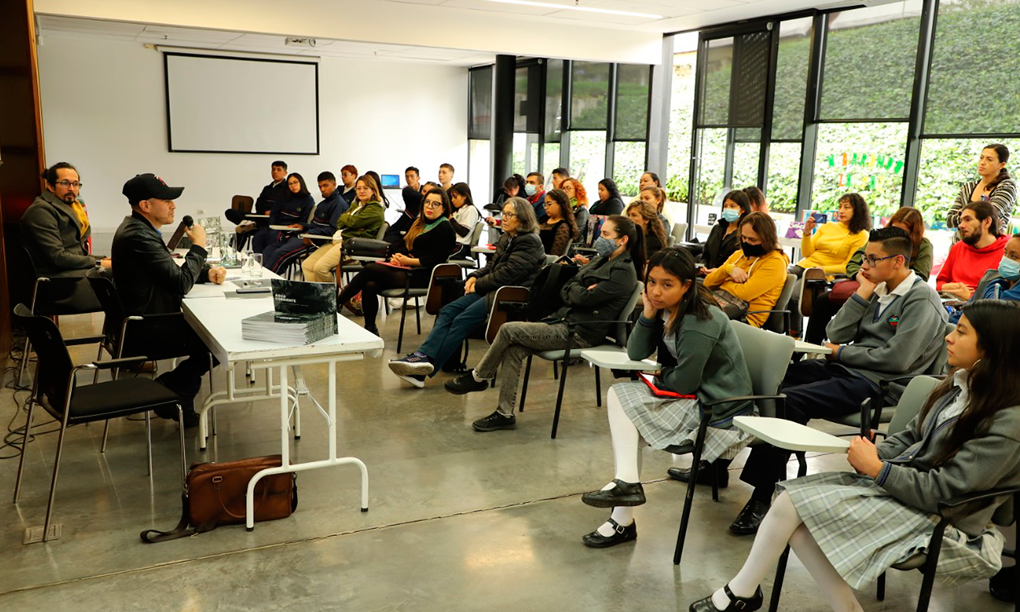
[562, 178, 590, 244]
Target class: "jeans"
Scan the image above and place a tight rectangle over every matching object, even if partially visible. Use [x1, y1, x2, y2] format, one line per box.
[739, 359, 880, 500]
[473, 321, 592, 417]
[419, 292, 488, 375]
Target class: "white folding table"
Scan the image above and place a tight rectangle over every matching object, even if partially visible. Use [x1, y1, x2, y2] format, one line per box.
[733, 416, 850, 453]
[182, 293, 383, 529]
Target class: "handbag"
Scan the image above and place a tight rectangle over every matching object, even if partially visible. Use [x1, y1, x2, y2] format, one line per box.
[828, 279, 860, 302]
[344, 237, 390, 259]
[709, 287, 749, 320]
[140, 455, 297, 543]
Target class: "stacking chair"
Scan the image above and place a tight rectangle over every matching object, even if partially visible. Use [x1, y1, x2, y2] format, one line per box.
[11, 304, 188, 543]
[671, 321, 795, 565]
[517, 280, 644, 439]
[766, 375, 1019, 612]
[16, 246, 103, 387]
[745, 273, 797, 335]
[378, 259, 454, 353]
[574, 282, 644, 408]
[232, 195, 256, 250]
[670, 222, 688, 245]
[450, 223, 485, 269]
[340, 222, 390, 285]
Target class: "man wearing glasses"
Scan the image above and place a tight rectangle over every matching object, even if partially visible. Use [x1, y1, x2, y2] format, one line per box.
[722, 227, 948, 537]
[21, 162, 109, 309]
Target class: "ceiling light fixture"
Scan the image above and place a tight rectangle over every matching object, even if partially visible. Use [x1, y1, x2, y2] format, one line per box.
[480, 0, 663, 19]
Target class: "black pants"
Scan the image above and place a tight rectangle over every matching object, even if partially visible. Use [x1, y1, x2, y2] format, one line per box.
[147, 321, 215, 411]
[804, 290, 845, 345]
[739, 359, 880, 501]
[337, 262, 427, 329]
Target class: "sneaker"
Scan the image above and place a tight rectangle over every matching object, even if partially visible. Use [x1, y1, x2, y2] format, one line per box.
[472, 410, 516, 431]
[444, 371, 489, 395]
[396, 373, 426, 388]
[388, 352, 435, 376]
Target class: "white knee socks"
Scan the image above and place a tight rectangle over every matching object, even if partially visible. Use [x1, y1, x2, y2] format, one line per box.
[595, 388, 644, 537]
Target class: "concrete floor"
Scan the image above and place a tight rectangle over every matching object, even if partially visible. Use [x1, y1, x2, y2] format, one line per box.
[0, 309, 1011, 611]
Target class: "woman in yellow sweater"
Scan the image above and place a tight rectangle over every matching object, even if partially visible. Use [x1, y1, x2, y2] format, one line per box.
[788, 192, 871, 336]
[704, 212, 789, 327]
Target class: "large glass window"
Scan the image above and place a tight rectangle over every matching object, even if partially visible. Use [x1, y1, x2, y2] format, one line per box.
[570, 62, 610, 130]
[612, 142, 647, 198]
[545, 59, 564, 142]
[700, 38, 733, 127]
[614, 64, 651, 141]
[916, 137, 1020, 226]
[666, 33, 698, 217]
[820, 1, 922, 121]
[766, 142, 802, 216]
[469, 67, 492, 140]
[512, 132, 540, 176]
[468, 139, 491, 202]
[542, 143, 561, 188]
[925, 0, 1020, 136]
[772, 18, 812, 142]
[569, 131, 607, 201]
[692, 128, 728, 230]
[812, 122, 909, 216]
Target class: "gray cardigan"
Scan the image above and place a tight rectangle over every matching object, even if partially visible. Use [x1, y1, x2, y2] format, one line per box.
[20, 190, 99, 276]
[628, 306, 753, 426]
[827, 276, 948, 388]
[876, 388, 1020, 536]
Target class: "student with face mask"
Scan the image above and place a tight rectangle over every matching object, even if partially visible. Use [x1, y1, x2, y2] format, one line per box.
[698, 190, 752, 273]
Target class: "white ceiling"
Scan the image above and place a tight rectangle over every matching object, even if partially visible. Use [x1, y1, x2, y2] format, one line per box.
[34, 0, 865, 66]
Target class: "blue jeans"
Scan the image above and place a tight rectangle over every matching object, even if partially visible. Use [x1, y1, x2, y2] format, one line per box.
[419, 292, 488, 376]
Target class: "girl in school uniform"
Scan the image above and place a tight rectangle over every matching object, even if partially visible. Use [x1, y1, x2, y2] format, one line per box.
[690, 299, 1020, 612]
[579, 247, 755, 548]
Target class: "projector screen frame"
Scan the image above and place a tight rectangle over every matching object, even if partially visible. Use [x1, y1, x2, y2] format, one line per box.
[163, 51, 320, 155]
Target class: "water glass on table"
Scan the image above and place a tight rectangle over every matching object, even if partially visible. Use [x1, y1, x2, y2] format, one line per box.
[249, 253, 264, 278]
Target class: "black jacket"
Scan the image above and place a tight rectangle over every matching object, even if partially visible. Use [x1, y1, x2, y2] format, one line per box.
[269, 193, 314, 227]
[305, 190, 348, 237]
[392, 219, 457, 272]
[549, 252, 638, 346]
[112, 212, 209, 315]
[590, 197, 624, 216]
[255, 180, 289, 215]
[21, 190, 99, 276]
[470, 231, 546, 306]
[700, 221, 739, 269]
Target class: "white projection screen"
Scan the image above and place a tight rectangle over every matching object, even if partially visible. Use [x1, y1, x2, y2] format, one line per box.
[164, 53, 319, 154]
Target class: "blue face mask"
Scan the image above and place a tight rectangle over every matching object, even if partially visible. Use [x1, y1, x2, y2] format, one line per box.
[721, 209, 740, 223]
[524, 184, 537, 197]
[593, 236, 618, 258]
[999, 255, 1020, 280]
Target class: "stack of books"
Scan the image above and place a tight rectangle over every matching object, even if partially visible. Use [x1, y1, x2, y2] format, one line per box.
[241, 279, 338, 345]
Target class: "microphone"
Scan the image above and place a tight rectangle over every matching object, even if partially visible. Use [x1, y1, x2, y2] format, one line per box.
[182, 215, 194, 228]
[168, 215, 195, 250]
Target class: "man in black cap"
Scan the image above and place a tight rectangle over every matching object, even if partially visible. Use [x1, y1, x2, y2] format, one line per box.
[112, 173, 226, 427]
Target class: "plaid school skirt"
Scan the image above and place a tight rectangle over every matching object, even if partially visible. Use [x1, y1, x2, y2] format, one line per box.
[779, 472, 1005, 590]
[613, 382, 756, 463]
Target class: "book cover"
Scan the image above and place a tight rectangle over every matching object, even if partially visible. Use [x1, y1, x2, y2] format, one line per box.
[271, 279, 336, 315]
[785, 221, 805, 239]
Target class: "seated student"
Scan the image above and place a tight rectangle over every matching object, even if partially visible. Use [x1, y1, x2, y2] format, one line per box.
[550, 167, 570, 190]
[443, 215, 645, 432]
[948, 234, 1020, 323]
[744, 185, 768, 214]
[438, 163, 455, 192]
[485, 174, 528, 227]
[562, 178, 590, 243]
[21, 162, 109, 310]
[525, 172, 548, 222]
[336, 188, 455, 336]
[626, 199, 667, 262]
[252, 172, 314, 254]
[384, 186, 423, 245]
[539, 189, 578, 256]
[787, 192, 871, 337]
[225, 160, 287, 227]
[365, 170, 391, 209]
[340, 164, 358, 205]
[578, 247, 754, 549]
[697, 190, 752, 273]
[690, 300, 1020, 612]
[638, 171, 662, 192]
[263, 171, 348, 273]
[301, 174, 387, 284]
[404, 166, 422, 193]
[638, 185, 671, 237]
[388, 198, 546, 387]
[448, 182, 481, 258]
[721, 227, 948, 537]
[703, 212, 789, 327]
[937, 200, 1009, 300]
[590, 179, 625, 216]
[806, 207, 933, 345]
[112, 174, 227, 427]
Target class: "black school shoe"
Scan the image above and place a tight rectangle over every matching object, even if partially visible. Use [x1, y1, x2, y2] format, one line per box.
[582, 518, 637, 548]
[667, 461, 729, 488]
[472, 411, 516, 432]
[990, 566, 1015, 602]
[581, 479, 646, 508]
[689, 585, 763, 612]
[445, 371, 489, 395]
[729, 498, 770, 535]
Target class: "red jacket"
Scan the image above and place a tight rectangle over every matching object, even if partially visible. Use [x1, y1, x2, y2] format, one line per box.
[936, 234, 1008, 290]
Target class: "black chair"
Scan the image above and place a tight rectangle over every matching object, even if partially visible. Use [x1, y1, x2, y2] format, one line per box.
[11, 304, 188, 543]
[16, 246, 103, 386]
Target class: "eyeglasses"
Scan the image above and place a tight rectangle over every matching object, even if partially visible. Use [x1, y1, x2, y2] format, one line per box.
[861, 254, 902, 267]
[423, 201, 443, 208]
[502, 211, 517, 219]
[55, 181, 83, 189]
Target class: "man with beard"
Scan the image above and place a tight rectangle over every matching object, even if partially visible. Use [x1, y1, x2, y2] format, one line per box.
[937, 200, 1009, 300]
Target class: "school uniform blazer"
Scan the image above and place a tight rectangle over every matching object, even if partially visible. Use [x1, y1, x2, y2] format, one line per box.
[20, 190, 99, 276]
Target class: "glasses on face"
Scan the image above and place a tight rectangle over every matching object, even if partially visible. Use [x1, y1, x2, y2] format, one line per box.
[55, 181, 82, 189]
[423, 201, 443, 209]
[502, 211, 517, 220]
[862, 254, 899, 267]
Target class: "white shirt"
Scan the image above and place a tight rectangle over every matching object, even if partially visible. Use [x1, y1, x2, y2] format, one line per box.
[873, 270, 916, 318]
[936, 368, 970, 426]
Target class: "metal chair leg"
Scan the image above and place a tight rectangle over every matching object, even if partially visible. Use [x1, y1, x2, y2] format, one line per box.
[396, 297, 409, 354]
[673, 415, 709, 565]
[414, 297, 421, 334]
[17, 337, 32, 388]
[144, 413, 153, 477]
[13, 397, 38, 503]
[42, 416, 73, 542]
[550, 358, 570, 439]
[711, 460, 720, 502]
[177, 404, 188, 481]
[767, 546, 791, 612]
[552, 360, 558, 380]
[518, 355, 533, 413]
[594, 367, 602, 407]
[101, 421, 112, 453]
[876, 572, 886, 601]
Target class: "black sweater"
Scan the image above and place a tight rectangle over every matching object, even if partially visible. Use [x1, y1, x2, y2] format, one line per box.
[393, 219, 457, 272]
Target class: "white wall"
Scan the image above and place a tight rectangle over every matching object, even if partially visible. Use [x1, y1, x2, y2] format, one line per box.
[37, 34, 469, 234]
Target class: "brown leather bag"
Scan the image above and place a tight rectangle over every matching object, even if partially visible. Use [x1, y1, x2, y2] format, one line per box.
[141, 455, 297, 543]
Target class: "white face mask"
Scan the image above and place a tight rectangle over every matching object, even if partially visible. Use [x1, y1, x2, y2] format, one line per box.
[524, 184, 537, 197]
